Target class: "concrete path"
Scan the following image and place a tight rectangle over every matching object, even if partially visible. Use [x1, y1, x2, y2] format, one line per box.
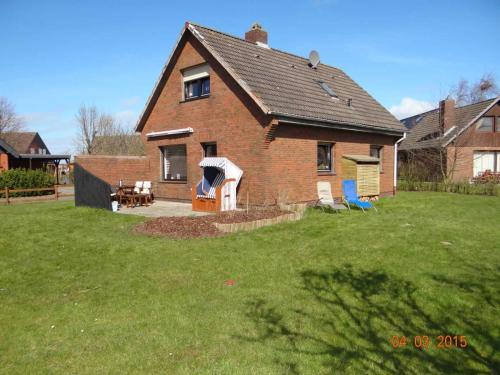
[116, 200, 211, 218]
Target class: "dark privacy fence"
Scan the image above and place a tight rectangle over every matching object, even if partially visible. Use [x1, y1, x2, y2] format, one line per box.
[74, 163, 112, 210]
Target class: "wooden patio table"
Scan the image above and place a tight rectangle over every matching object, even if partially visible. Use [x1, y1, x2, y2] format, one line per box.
[116, 185, 135, 206]
[115, 185, 151, 208]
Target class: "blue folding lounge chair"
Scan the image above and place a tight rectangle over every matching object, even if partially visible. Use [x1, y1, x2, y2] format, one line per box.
[342, 179, 377, 212]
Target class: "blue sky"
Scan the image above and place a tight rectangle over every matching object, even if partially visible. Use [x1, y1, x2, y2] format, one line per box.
[1, 0, 499, 153]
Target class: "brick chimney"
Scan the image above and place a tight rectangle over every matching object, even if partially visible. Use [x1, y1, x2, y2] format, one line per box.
[439, 98, 455, 133]
[245, 23, 268, 45]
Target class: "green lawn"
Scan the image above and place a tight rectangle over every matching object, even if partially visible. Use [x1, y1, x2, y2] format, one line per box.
[0, 193, 499, 374]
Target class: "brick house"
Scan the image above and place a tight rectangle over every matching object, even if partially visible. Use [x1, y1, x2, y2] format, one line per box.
[0, 132, 70, 176]
[399, 97, 500, 182]
[76, 22, 405, 206]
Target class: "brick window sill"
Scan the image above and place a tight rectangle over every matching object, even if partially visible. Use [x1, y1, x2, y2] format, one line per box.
[179, 95, 210, 104]
[318, 171, 336, 176]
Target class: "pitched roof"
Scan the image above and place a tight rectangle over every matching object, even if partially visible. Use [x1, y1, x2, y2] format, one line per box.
[0, 132, 38, 154]
[400, 98, 499, 150]
[0, 137, 19, 157]
[136, 23, 405, 135]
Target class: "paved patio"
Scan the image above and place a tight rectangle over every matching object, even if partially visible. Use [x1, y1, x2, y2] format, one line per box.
[116, 200, 211, 218]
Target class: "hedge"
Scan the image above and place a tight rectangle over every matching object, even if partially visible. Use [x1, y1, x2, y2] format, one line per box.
[398, 179, 500, 197]
[0, 169, 55, 197]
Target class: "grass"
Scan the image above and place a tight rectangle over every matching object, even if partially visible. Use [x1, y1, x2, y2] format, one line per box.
[0, 192, 499, 374]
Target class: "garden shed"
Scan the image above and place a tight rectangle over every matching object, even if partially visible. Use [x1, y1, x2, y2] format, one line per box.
[342, 155, 380, 197]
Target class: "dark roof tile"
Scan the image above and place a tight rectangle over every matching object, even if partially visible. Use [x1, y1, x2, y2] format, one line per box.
[400, 98, 497, 150]
[191, 24, 404, 133]
[0, 132, 37, 154]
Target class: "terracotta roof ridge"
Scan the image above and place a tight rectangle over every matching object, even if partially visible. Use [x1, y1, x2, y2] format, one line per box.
[400, 108, 439, 122]
[189, 22, 342, 71]
[455, 97, 497, 109]
[401, 97, 498, 123]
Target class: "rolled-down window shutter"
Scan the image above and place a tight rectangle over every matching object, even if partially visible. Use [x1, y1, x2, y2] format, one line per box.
[182, 64, 209, 82]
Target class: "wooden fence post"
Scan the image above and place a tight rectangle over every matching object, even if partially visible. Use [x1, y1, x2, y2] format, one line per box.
[5, 187, 9, 205]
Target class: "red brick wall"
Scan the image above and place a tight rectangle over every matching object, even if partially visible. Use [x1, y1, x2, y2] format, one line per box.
[140, 33, 272, 204]
[0, 153, 8, 171]
[267, 125, 398, 203]
[75, 155, 150, 186]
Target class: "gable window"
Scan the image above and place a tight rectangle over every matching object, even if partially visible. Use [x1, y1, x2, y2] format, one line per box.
[476, 117, 494, 132]
[182, 64, 210, 100]
[184, 77, 210, 99]
[161, 144, 187, 181]
[202, 142, 217, 157]
[317, 143, 333, 172]
[370, 145, 384, 171]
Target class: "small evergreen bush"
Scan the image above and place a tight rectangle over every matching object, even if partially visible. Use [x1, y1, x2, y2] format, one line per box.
[0, 169, 55, 197]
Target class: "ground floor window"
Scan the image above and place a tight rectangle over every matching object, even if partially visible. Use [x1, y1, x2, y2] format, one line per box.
[370, 145, 384, 171]
[473, 151, 500, 176]
[317, 142, 333, 172]
[202, 142, 217, 157]
[161, 144, 187, 181]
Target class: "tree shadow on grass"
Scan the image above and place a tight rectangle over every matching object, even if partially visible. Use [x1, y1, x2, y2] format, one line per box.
[239, 264, 498, 374]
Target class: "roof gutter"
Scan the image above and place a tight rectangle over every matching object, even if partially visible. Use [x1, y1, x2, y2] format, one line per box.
[276, 115, 405, 137]
[393, 132, 406, 194]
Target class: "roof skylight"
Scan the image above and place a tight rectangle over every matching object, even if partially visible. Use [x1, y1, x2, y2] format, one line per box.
[317, 81, 338, 98]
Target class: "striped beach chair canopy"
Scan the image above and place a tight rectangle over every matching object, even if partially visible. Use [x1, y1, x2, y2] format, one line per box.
[195, 157, 243, 201]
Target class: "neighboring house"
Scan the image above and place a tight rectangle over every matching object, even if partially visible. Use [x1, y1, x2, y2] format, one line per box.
[0, 132, 70, 182]
[399, 97, 500, 182]
[77, 22, 405, 205]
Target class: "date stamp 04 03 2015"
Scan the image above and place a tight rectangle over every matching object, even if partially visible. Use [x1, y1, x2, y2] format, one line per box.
[390, 335, 468, 350]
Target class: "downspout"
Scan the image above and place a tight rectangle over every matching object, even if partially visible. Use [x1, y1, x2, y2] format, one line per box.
[393, 132, 406, 195]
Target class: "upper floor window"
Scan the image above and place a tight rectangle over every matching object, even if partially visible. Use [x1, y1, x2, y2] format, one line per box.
[370, 145, 384, 171]
[182, 64, 210, 100]
[476, 117, 494, 132]
[317, 142, 333, 172]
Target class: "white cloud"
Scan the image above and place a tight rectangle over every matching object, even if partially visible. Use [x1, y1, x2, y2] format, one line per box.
[114, 110, 138, 128]
[20, 110, 77, 154]
[389, 97, 435, 119]
[120, 96, 141, 109]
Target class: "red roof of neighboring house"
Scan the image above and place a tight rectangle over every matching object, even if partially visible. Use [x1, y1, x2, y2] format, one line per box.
[0, 132, 44, 154]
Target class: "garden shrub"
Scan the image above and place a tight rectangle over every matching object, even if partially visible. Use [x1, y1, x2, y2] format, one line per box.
[0, 169, 55, 197]
[398, 179, 500, 196]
